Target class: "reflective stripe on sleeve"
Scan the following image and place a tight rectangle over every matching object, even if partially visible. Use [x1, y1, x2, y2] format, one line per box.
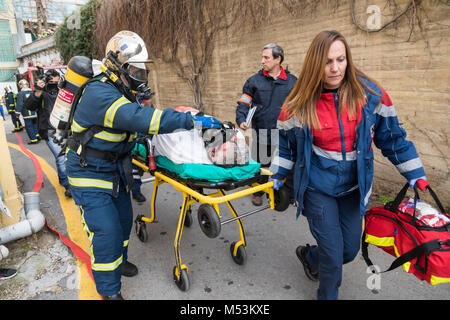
[239, 93, 252, 106]
[272, 155, 294, 171]
[148, 109, 163, 135]
[395, 157, 423, 174]
[375, 104, 397, 117]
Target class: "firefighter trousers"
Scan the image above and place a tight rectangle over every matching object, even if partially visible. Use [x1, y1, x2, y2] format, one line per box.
[73, 179, 133, 296]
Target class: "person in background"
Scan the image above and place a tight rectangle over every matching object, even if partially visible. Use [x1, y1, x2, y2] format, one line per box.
[270, 30, 428, 300]
[5, 86, 23, 132]
[236, 43, 297, 206]
[16, 79, 40, 144]
[24, 69, 71, 197]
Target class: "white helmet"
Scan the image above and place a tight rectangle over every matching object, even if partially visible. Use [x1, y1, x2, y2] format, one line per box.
[18, 79, 29, 90]
[104, 30, 153, 92]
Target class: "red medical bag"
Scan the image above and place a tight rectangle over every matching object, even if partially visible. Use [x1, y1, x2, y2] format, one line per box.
[362, 183, 450, 285]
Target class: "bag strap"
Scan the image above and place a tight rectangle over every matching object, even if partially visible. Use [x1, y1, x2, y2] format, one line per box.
[362, 231, 442, 275]
[389, 183, 446, 214]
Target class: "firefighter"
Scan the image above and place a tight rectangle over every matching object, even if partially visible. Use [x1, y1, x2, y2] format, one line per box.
[65, 30, 220, 300]
[16, 79, 40, 144]
[5, 86, 23, 132]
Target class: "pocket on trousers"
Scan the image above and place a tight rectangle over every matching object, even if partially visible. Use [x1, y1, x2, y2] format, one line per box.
[302, 188, 324, 221]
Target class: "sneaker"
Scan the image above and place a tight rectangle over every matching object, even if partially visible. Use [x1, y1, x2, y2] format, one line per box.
[251, 195, 263, 206]
[295, 245, 319, 282]
[121, 261, 138, 277]
[132, 193, 146, 203]
[0, 268, 17, 280]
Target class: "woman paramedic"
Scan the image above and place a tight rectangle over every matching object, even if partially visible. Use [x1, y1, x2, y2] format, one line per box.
[269, 30, 429, 300]
[65, 31, 220, 300]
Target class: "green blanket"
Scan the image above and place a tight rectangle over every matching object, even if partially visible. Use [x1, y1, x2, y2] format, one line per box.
[155, 156, 261, 182]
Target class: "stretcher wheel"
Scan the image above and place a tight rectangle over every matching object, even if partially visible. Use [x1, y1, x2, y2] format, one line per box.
[230, 242, 247, 265]
[274, 185, 290, 212]
[197, 204, 221, 238]
[184, 209, 193, 227]
[135, 215, 148, 242]
[173, 266, 190, 291]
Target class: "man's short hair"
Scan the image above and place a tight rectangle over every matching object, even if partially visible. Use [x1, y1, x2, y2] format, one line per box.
[262, 43, 284, 64]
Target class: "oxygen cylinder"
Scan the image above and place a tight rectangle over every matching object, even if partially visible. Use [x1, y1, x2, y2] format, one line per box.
[50, 56, 93, 132]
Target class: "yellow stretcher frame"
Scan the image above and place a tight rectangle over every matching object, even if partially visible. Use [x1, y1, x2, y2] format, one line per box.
[132, 158, 276, 292]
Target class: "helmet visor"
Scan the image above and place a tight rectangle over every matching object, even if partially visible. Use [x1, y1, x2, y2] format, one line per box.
[128, 63, 149, 82]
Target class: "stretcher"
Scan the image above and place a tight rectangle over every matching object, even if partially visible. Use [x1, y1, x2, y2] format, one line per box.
[132, 156, 290, 292]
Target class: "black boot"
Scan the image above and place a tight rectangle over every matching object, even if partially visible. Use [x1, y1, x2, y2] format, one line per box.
[102, 292, 124, 300]
[295, 244, 319, 282]
[132, 193, 146, 203]
[64, 187, 72, 198]
[121, 261, 138, 277]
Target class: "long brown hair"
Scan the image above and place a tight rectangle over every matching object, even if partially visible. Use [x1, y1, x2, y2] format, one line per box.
[285, 30, 376, 129]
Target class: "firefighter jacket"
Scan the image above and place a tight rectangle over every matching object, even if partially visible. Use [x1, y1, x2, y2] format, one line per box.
[16, 90, 37, 119]
[24, 83, 59, 139]
[235, 67, 297, 131]
[270, 77, 426, 218]
[65, 77, 193, 196]
[5, 92, 16, 113]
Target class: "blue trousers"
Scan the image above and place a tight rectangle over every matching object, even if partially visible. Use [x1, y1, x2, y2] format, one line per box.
[24, 118, 39, 142]
[45, 131, 69, 188]
[302, 188, 362, 300]
[72, 181, 133, 296]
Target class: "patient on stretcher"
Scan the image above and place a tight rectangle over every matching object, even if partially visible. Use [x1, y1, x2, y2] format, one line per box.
[132, 106, 260, 182]
[153, 106, 250, 168]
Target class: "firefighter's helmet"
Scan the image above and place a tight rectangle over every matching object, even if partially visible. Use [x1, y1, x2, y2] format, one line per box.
[104, 31, 152, 91]
[18, 79, 29, 90]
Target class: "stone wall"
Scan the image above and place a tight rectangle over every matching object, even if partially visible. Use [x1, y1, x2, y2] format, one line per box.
[148, 0, 450, 205]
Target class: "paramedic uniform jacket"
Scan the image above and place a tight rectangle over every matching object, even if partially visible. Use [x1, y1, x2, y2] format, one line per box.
[270, 77, 426, 218]
[235, 68, 297, 144]
[65, 78, 193, 196]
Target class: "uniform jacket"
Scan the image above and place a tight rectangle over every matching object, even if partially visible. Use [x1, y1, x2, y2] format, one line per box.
[65, 78, 193, 196]
[16, 90, 37, 119]
[270, 77, 426, 218]
[236, 67, 297, 131]
[5, 92, 16, 113]
[24, 84, 59, 138]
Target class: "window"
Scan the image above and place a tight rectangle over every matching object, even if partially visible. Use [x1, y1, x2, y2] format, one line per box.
[0, 20, 15, 62]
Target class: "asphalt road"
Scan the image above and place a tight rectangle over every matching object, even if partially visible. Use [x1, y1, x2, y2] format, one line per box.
[2, 115, 449, 304]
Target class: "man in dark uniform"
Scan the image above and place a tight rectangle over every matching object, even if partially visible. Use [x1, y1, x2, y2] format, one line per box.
[236, 43, 297, 206]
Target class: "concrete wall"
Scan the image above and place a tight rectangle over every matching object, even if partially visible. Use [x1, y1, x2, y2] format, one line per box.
[149, 0, 449, 205]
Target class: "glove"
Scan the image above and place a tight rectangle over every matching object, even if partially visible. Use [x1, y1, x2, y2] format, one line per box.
[269, 177, 284, 190]
[132, 141, 148, 158]
[192, 115, 222, 129]
[409, 176, 429, 191]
